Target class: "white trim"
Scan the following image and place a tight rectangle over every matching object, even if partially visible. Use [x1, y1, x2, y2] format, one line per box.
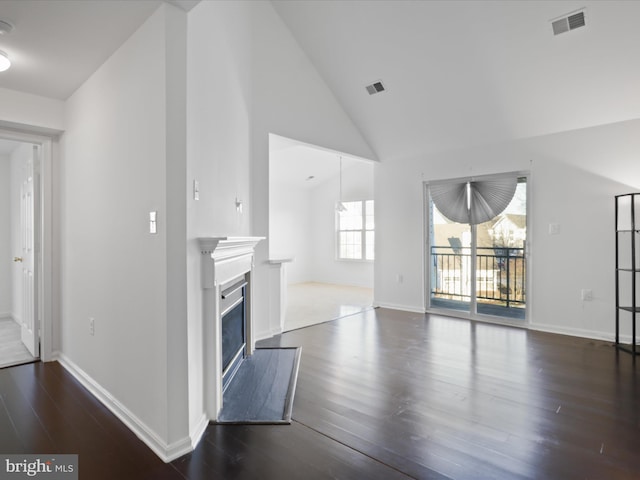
[255, 326, 282, 341]
[373, 301, 424, 314]
[190, 413, 209, 450]
[530, 322, 617, 343]
[336, 199, 375, 261]
[0, 127, 57, 362]
[56, 353, 193, 462]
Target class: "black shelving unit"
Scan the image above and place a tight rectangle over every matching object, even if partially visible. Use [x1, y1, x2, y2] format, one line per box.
[615, 193, 640, 355]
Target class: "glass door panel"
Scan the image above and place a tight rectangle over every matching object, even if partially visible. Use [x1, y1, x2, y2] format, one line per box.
[429, 202, 471, 313]
[475, 178, 526, 319]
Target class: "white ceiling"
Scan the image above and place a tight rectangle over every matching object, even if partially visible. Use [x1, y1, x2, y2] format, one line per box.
[1, 0, 639, 164]
[272, 0, 640, 160]
[270, 134, 371, 189]
[0, 0, 181, 99]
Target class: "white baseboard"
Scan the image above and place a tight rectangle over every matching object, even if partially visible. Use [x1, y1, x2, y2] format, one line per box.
[373, 301, 425, 314]
[190, 413, 209, 450]
[374, 305, 620, 344]
[529, 322, 617, 343]
[55, 352, 195, 463]
[0, 313, 19, 324]
[255, 327, 282, 341]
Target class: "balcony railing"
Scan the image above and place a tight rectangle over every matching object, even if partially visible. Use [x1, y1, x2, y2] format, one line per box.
[430, 246, 526, 308]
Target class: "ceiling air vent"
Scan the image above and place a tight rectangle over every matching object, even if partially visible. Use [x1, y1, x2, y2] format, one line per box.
[551, 9, 586, 35]
[366, 80, 386, 95]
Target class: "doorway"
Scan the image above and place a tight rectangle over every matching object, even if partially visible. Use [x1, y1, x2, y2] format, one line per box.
[425, 173, 528, 323]
[0, 127, 55, 367]
[0, 139, 40, 367]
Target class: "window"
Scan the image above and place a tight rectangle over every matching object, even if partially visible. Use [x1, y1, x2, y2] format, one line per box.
[337, 200, 374, 260]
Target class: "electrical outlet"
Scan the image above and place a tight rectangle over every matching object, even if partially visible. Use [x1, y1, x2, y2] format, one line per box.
[89, 317, 95, 336]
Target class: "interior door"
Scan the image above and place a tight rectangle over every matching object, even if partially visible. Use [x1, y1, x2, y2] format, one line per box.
[19, 146, 39, 357]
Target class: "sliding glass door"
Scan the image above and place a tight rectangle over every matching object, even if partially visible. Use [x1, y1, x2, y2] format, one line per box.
[426, 174, 527, 321]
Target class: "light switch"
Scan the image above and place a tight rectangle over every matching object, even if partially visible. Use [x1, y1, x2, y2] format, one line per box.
[193, 180, 200, 201]
[548, 223, 560, 235]
[150, 211, 157, 234]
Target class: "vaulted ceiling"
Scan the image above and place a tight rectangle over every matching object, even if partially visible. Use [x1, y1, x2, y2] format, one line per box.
[272, 0, 640, 160]
[1, 1, 639, 162]
[0, 0, 197, 99]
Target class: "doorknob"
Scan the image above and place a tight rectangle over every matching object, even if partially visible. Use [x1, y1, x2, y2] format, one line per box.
[13, 257, 23, 262]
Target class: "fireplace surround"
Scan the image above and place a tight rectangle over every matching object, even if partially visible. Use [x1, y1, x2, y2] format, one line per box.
[198, 237, 264, 420]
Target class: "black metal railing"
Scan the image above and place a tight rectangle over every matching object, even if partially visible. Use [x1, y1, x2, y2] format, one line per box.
[430, 246, 526, 307]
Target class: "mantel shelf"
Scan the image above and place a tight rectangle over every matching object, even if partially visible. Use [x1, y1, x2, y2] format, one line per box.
[198, 237, 265, 258]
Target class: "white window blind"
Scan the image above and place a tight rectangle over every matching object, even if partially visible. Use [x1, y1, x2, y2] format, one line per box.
[429, 177, 517, 225]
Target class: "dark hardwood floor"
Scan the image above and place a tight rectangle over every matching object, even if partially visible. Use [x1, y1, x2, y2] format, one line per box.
[1, 308, 639, 479]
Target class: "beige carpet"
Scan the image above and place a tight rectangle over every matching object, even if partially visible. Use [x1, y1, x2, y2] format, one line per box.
[0, 317, 37, 368]
[284, 282, 374, 331]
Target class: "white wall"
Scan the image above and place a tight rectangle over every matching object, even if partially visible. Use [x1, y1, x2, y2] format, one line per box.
[185, 0, 252, 439]
[250, 0, 377, 339]
[269, 183, 312, 284]
[0, 154, 10, 318]
[0, 87, 64, 132]
[375, 118, 640, 341]
[48, 0, 375, 460]
[59, 3, 189, 459]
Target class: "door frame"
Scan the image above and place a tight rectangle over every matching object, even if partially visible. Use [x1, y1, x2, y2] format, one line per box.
[0, 124, 59, 362]
[423, 171, 531, 327]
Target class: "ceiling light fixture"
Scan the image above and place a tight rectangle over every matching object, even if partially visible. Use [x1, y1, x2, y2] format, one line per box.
[0, 20, 14, 35]
[0, 51, 10, 72]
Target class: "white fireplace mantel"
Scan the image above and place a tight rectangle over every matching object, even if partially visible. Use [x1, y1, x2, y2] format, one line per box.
[197, 236, 264, 420]
[199, 236, 264, 261]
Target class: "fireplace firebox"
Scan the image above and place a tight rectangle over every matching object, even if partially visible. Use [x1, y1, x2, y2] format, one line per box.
[220, 277, 247, 391]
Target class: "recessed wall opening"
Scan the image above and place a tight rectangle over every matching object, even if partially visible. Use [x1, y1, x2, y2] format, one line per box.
[268, 134, 375, 332]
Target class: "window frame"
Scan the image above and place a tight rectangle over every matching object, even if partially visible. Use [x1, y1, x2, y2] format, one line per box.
[336, 199, 374, 262]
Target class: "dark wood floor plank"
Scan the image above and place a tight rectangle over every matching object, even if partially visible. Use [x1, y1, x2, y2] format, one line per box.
[260, 307, 640, 479]
[35, 361, 166, 471]
[2, 307, 640, 479]
[0, 376, 27, 453]
[0, 370, 55, 453]
[1, 362, 184, 480]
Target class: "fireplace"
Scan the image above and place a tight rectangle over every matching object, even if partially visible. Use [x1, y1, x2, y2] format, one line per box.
[220, 276, 247, 390]
[198, 237, 264, 420]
